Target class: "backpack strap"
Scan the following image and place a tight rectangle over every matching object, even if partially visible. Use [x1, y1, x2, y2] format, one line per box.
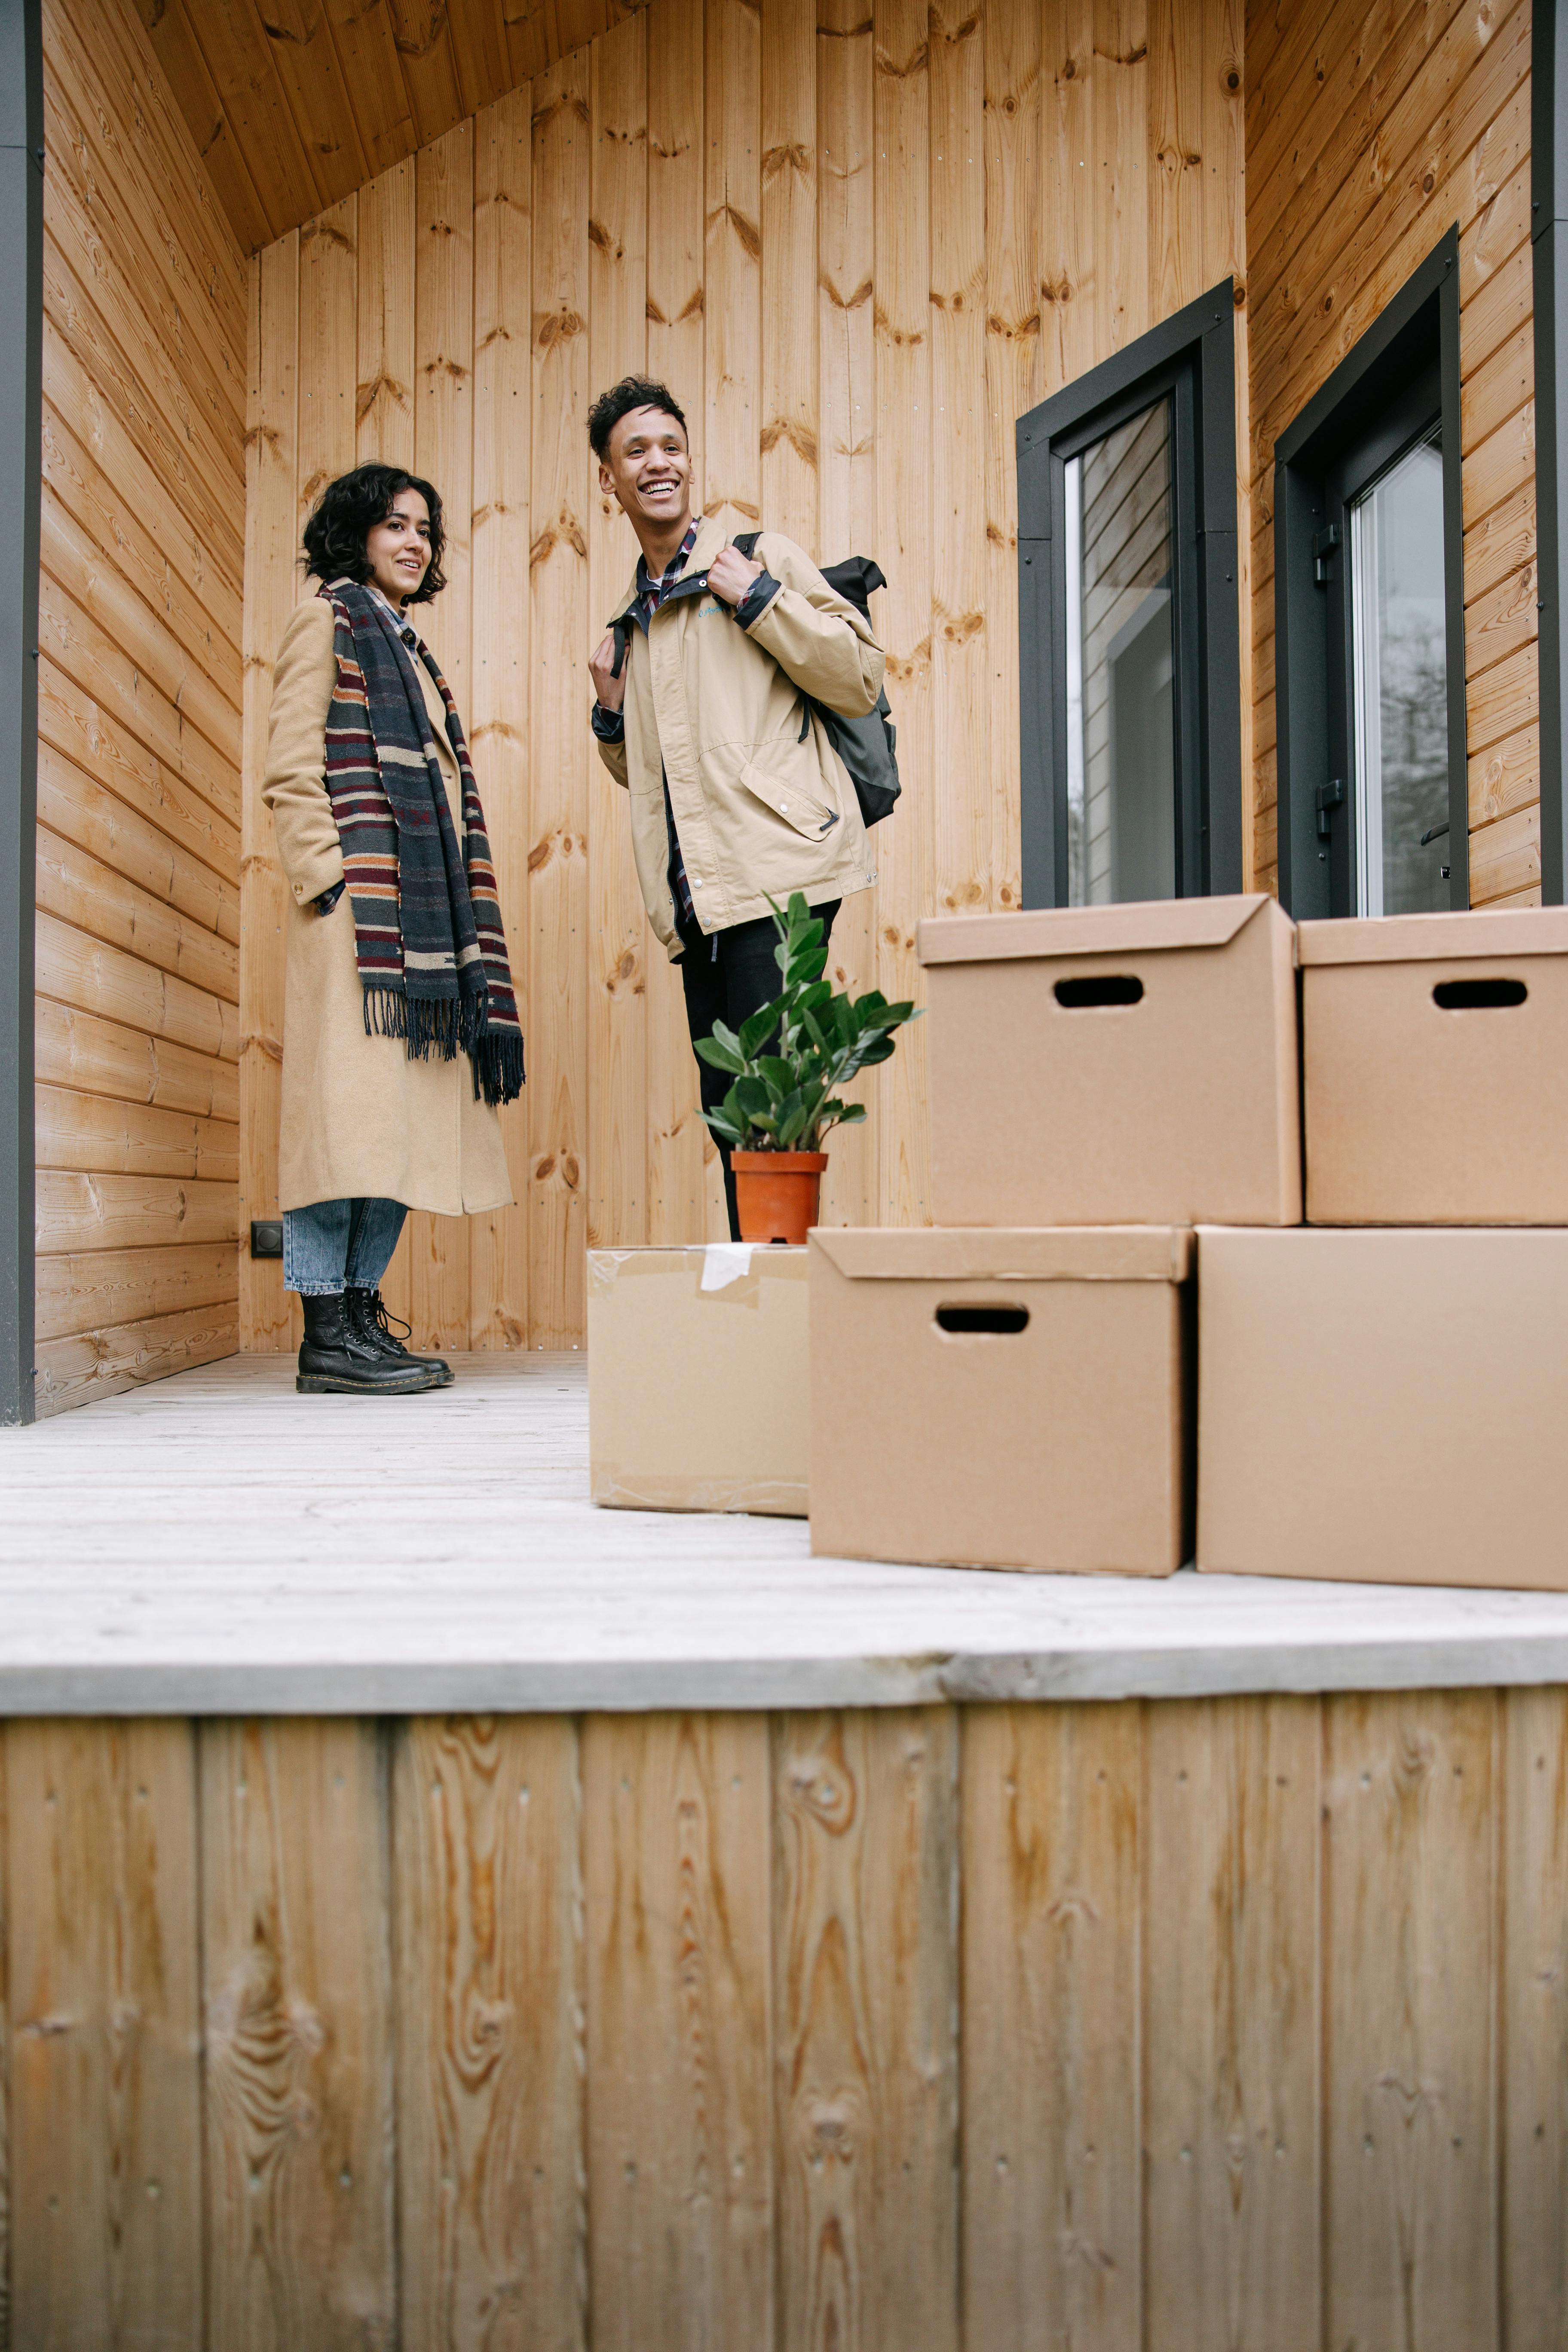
[609, 613, 631, 677]
[732, 532, 762, 560]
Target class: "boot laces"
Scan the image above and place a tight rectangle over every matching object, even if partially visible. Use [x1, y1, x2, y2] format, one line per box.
[364, 1289, 414, 1357]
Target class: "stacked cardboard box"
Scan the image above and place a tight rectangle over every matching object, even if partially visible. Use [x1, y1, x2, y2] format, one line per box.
[810, 895, 1302, 1574]
[816, 896, 1568, 1591]
[1200, 907, 1568, 1592]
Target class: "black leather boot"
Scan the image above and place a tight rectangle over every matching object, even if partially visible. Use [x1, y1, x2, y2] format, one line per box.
[345, 1286, 454, 1387]
[297, 1291, 441, 1394]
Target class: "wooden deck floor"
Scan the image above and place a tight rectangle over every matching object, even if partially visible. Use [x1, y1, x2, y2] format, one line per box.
[4, 1350, 1568, 1710]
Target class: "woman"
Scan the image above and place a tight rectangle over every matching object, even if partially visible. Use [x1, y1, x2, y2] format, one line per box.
[263, 463, 524, 1395]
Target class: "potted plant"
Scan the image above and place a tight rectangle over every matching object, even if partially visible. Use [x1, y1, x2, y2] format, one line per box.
[697, 891, 920, 1243]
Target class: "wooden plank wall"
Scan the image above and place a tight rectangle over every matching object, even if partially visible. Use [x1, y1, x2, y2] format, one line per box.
[33, 0, 247, 1415]
[5, 1688, 1566, 2346]
[1246, 0, 1539, 906]
[242, 0, 1249, 1353]
[133, 0, 632, 256]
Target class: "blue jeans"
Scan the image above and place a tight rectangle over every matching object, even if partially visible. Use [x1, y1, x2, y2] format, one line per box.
[283, 1197, 407, 1296]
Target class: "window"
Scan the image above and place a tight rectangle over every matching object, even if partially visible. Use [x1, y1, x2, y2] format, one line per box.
[1273, 232, 1468, 917]
[1017, 282, 1243, 908]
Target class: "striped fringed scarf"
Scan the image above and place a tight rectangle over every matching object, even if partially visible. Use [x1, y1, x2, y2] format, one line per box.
[320, 579, 524, 1107]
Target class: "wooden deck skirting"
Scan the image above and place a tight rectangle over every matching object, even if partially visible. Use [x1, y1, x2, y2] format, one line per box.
[7, 1691, 1567, 2346]
[4, 1355, 1568, 2343]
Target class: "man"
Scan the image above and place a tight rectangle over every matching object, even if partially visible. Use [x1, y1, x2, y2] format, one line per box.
[587, 375, 885, 1238]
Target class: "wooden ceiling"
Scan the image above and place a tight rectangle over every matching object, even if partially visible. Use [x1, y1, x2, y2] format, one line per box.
[135, 0, 626, 254]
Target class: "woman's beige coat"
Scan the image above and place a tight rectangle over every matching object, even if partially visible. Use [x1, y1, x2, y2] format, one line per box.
[262, 594, 514, 1216]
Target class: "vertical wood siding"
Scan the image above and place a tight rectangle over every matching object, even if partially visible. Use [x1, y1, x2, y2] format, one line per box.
[241, 0, 1248, 1351]
[34, 0, 247, 1411]
[2, 1690, 1564, 2345]
[1246, 0, 1538, 906]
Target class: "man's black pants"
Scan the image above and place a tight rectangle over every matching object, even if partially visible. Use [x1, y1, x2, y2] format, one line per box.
[678, 899, 839, 1241]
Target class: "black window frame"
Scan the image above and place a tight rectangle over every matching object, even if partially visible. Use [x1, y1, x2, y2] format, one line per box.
[1273, 228, 1469, 919]
[1016, 280, 1243, 910]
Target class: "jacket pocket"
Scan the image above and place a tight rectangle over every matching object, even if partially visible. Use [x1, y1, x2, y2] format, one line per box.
[738, 759, 841, 840]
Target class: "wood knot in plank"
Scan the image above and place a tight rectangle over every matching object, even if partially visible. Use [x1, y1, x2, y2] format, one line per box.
[929, 4, 980, 44]
[530, 510, 588, 570]
[536, 305, 587, 353]
[300, 216, 355, 253]
[760, 417, 819, 467]
[783, 1743, 857, 1831]
[987, 309, 1040, 342]
[876, 36, 929, 75]
[821, 272, 872, 312]
[588, 217, 620, 258]
[531, 90, 591, 135]
[939, 609, 984, 645]
[1093, 38, 1147, 64]
[421, 356, 470, 387]
[393, 6, 450, 61]
[709, 202, 762, 262]
[356, 372, 410, 426]
[762, 140, 814, 184]
[818, 14, 873, 34]
[873, 301, 925, 347]
[799, 2090, 864, 2164]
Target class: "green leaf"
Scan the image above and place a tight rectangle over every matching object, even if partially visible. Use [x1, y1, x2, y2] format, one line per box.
[738, 999, 784, 1058]
[785, 946, 828, 987]
[695, 1034, 746, 1074]
[834, 1101, 867, 1125]
[756, 1056, 796, 1095]
[733, 1075, 775, 1123]
[702, 1106, 744, 1147]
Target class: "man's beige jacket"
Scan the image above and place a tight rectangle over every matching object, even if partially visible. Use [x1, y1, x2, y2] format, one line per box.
[596, 514, 885, 954]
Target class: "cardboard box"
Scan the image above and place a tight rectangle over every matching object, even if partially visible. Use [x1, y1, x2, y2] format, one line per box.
[1197, 1226, 1568, 1591]
[808, 1226, 1193, 1573]
[1300, 906, 1568, 1224]
[588, 1245, 808, 1515]
[917, 895, 1301, 1227]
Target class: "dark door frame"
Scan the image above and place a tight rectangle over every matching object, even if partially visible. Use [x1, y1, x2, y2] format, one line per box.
[1015, 279, 1243, 910]
[0, 0, 41, 1429]
[1272, 228, 1469, 919]
[1536, 0, 1568, 901]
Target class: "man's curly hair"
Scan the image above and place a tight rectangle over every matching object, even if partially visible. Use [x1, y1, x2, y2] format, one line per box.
[588, 376, 688, 462]
[301, 463, 447, 603]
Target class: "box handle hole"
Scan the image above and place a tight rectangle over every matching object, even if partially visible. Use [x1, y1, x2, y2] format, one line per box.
[1054, 974, 1144, 1008]
[1432, 978, 1527, 1010]
[935, 1304, 1029, 1335]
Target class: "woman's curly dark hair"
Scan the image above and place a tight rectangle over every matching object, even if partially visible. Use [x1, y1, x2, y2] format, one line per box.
[301, 462, 447, 603]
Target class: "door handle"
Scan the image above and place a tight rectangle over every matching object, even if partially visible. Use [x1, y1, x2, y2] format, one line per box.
[1315, 778, 1344, 839]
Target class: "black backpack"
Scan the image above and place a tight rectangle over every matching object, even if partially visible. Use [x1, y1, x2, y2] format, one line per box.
[732, 534, 901, 828]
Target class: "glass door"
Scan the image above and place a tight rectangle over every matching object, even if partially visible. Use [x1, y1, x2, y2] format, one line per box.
[1348, 428, 1450, 915]
[1063, 397, 1181, 906]
[1318, 359, 1458, 918]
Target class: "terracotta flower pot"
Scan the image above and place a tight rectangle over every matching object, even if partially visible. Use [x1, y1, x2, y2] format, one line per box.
[732, 1150, 829, 1245]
